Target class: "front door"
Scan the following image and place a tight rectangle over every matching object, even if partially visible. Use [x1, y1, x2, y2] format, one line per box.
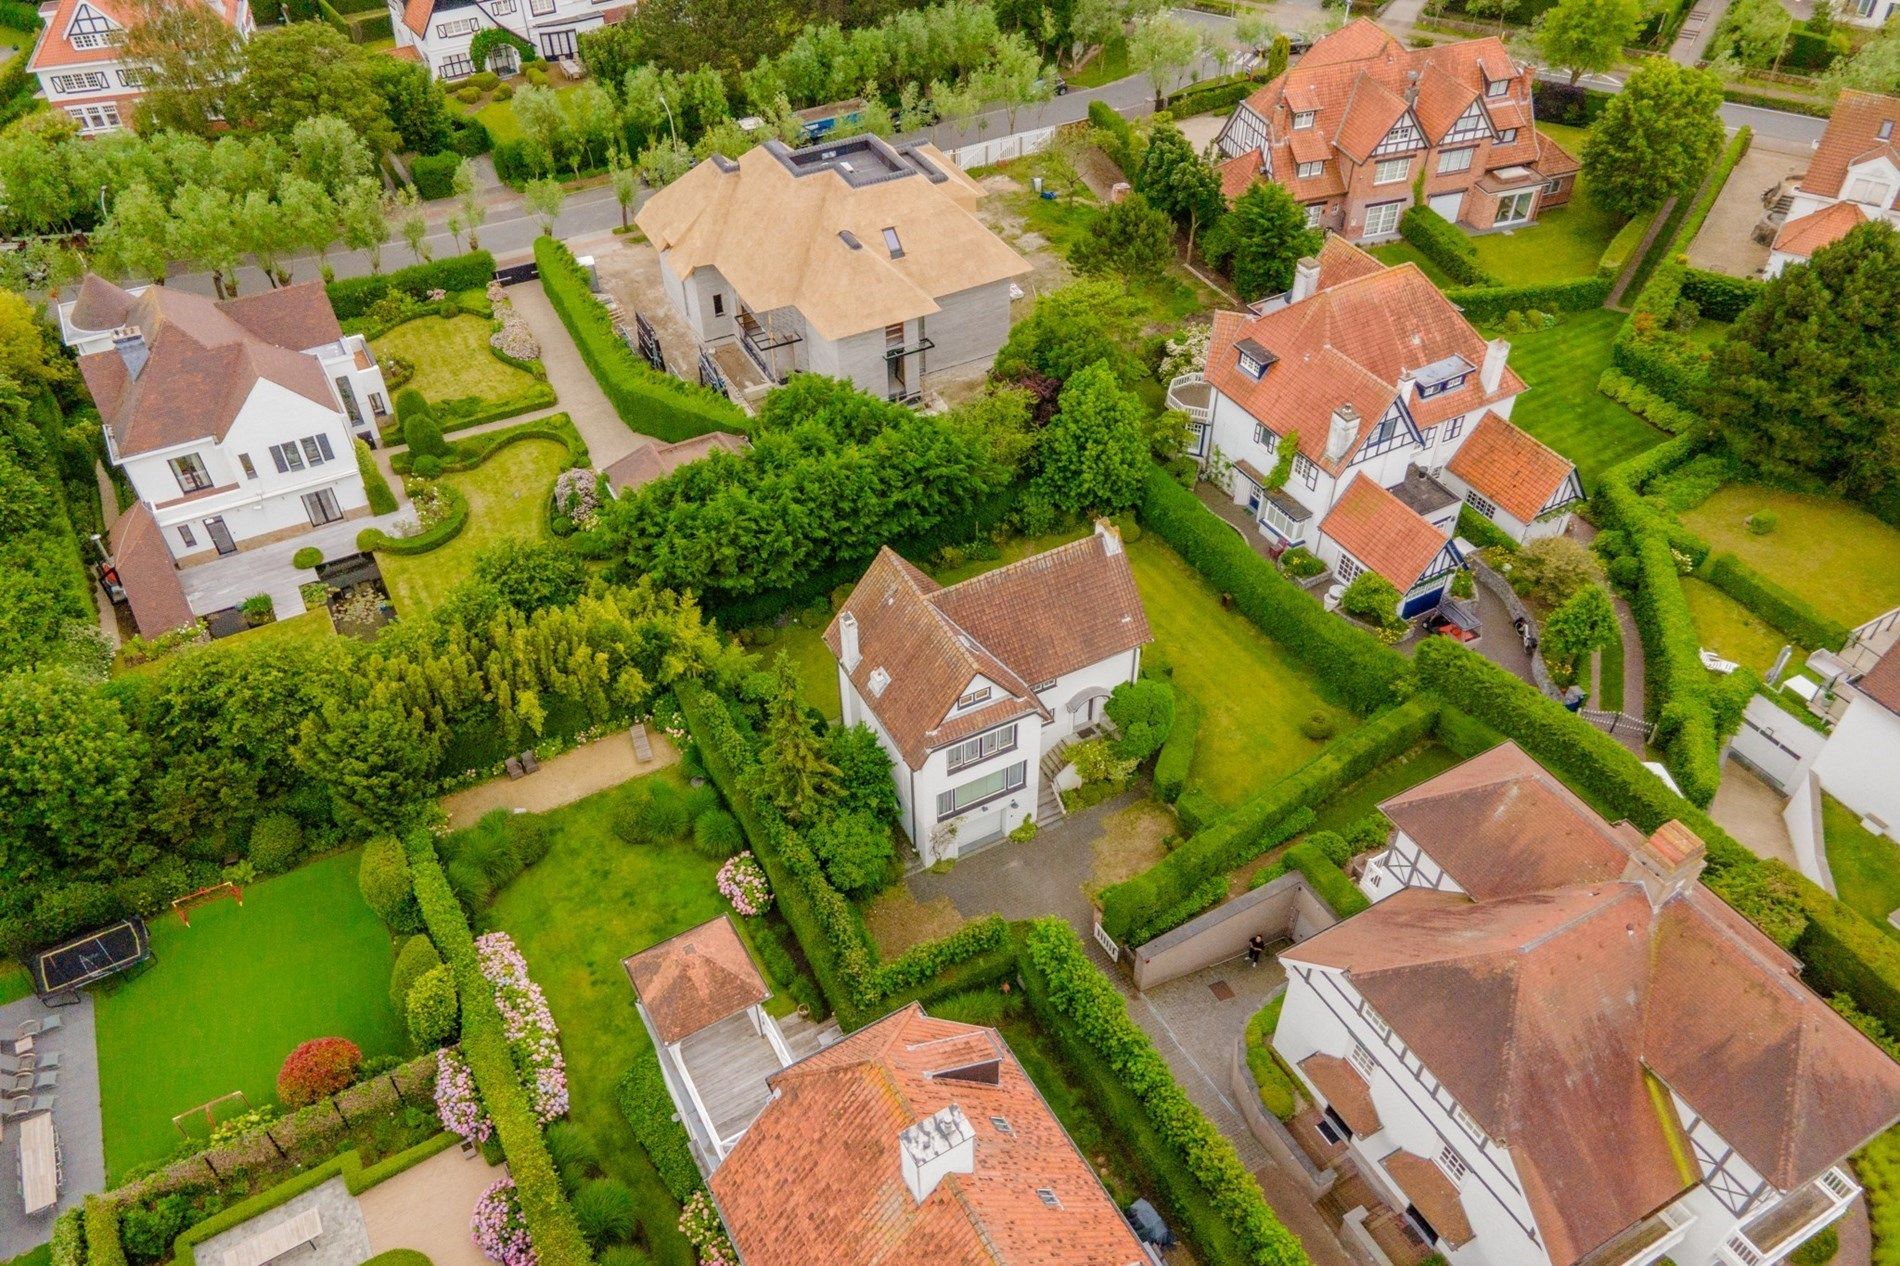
[1247, 482, 1262, 517]
[204, 516, 236, 555]
[539, 29, 575, 57]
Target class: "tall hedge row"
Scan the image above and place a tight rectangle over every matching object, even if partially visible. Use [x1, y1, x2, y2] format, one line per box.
[326, 252, 495, 320]
[1701, 553, 1849, 652]
[1633, 534, 1721, 806]
[1680, 268, 1765, 322]
[1442, 276, 1611, 323]
[1398, 205, 1495, 287]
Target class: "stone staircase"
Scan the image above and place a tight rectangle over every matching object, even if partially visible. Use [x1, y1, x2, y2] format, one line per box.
[1037, 739, 1077, 827]
[777, 1009, 842, 1063]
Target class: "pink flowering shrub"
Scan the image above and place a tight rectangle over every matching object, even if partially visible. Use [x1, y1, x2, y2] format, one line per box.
[472, 1176, 535, 1266]
[678, 1191, 737, 1266]
[716, 852, 771, 916]
[434, 1047, 492, 1144]
[475, 931, 569, 1123]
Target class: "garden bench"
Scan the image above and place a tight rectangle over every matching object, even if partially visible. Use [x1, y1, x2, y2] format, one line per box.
[222, 1207, 322, 1266]
[520, 750, 540, 774]
[630, 723, 653, 763]
[505, 757, 524, 780]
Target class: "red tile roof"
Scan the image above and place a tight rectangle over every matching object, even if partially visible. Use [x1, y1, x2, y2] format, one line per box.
[402, 0, 432, 36]
[108, 501, 195, 638]
[602, 432, 749, 495]
[708, 1003, 1149, 1266]
[1299, 1053, 1381, 1135]
[1383, 1150, 1474, 1246]
[1319, 475, 1449, 590]
[623, 916, 768, 1045]
[1799, 91, 1900, 200]
[29, 0, 244, 71]
[1445, 410, 1577, 522]
[1772, 201, 1868, 261]
[1857, 643, 1900, 717]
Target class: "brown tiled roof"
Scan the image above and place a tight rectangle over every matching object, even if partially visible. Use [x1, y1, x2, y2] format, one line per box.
[1318, 476, 1449, 591]
[708, 1003, 1149, 1266]
[823, 527, 1151, 769]
[1446, 411, 1577, 523]
[1532, 129, 1581, 178]
[1299, 1053, 1381, 1135]
[219, 282, 346, 352]
[1856, 643, 1900, 717]
[602, 432, 749, 495]
[70, 275, 137, 332]
[1219, 150, 1266, 200]
[1412, 63, 1479, 142]
[74, 279, 339, 458]
[108, 501, 195, 638]
[402, 0, 432, 35]
[1204, 237, 1524, 477]
[1799, 91, 1900, 200]
[387, 42, 422, 61]
[1286, 748, 1900, 1266]
[623, 915, 768, 1045]
[1383, 1150, 1474, 1246]
[1335, 75, 1411, 165]
[1772, 201, 1868, 261]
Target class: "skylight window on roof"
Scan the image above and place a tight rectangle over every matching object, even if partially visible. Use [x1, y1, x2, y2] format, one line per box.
[869, 666, 891, 697]
[1036, 1188, 1062, 1209]
[883, 226, 904, 258]
[991, 1115, 1013, 1134]
[1882, 120, 1895, 141]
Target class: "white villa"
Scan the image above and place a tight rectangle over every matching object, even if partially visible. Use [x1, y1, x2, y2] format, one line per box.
[1277, 743, 1900, 1266]
[1172, 235, 1580, 616]
[635, 136, 1032, 405]
[390, 0, 615, 78]
[823, 522, 1152, 862]
[1768, 91, 1900, 276]
[26, 0, 253, 134]
[1812, 642, 1900, 839]
[62, 275, 390, 637]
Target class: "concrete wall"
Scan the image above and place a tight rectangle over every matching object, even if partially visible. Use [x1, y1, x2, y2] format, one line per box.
[922, 278, 1013, 377]
[1815, 694, 1900, 836]
[1130, 870, 1339, 991]
[1785, 771, 1835, 893]
[1229, 1025, 1337, 1201]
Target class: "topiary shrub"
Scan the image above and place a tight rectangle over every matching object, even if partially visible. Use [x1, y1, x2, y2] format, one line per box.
[692, 808, 743, 859]
[405, 964, 459, 1046]
[455, 84, 482, 103]
[412, 454, 444, 479]
[358, 835, 421, 931]
[389, 933, 443, 1014]
[248, 813, 305, 874]
[277, 1036, 362, 1106]
[1746, 510, 1779, 535]
[1106, 678, 1175, 763]
[398, 389, 449, 458]
[509, 815, 554, 867]
[1300, 711, 1338, 742]
[292, 546, 324, 570]
[570, 1179, 637, 1249]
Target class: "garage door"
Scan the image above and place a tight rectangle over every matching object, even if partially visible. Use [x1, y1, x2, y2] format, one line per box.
[1429, 191, 1463, 221]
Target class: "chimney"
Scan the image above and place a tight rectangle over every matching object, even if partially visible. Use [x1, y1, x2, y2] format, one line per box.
[1325, 403, 1359, 464]
[839, 610, 861, 671]
[899, 1104, 975, 1205]
[1397, 368, 1417, 402]
[1094, 517, 1123, 557]
[1405, 68, 1420, 106]
[113, 331, 148, 380]
[1624, 820, 1707, 908]
[1291, 256, 1321, 303]
[1480, 337, 1509, 394]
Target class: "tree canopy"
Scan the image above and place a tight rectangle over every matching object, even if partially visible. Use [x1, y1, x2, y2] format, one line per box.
[1580, 58, 1725, 215]
[1532, 0, 1643, 84]
[1214, 181, 1321, 300]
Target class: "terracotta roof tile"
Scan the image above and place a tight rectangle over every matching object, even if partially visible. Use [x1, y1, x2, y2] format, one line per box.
[1288, 126, 1332, 165]
[1532, 128, 1581, 178]
[624, 916, 769, 1045]
[402, 0, 431, 35]
[1219, 150, 1265, 200]
[70, 275, 136, 332]
[1445, 410, 1577, 522]
[1334, 74, 1410, 164]
[1772, 201, 1868, 260]
[108, 501, 195, 638]
[1267, 140, 1348, 200]
[1800, 90, 1900, 200]
[1855, 643, 1900, 717]
[708, 1003, 1150, 1266]
[1299, 1053, 1381, 1135]
[1383, 1149, 1474, 1245]
[218, 282, 345, 351]
[1318, 475, 1450, 590]
[602, 431, 749, 495]
[29, 0, 242, 70]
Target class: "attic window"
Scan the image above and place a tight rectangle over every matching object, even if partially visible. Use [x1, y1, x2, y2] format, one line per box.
[990, 1115, 1013, 1135]
[1235, 338, 1275, 381]
[882, 226, 904, 258]
[869, 666, 891, 697]
[1035, 1188, 1063, 1210]
[1292, 110, 1315, 130]
[1485, 77, 1508, 96]
[838, 230, 863, 250]
[1882, 120, 1895, 141]
[958, 685, 992, 709]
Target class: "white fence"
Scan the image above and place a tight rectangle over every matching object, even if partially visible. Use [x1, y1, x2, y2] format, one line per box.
[946, 124, 1059, 171]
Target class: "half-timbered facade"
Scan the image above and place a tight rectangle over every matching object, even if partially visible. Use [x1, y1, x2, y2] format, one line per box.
[27, 0, 253, 134]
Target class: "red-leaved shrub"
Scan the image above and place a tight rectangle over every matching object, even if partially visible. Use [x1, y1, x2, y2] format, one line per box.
[277, 1037, 363, 1107]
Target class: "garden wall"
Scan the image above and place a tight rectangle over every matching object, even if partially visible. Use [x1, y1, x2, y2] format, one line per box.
[1129, 869, 1337, 991]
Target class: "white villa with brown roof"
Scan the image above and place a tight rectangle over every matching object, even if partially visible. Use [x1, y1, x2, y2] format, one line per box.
[1174, 235, 1579, 613]
[27, 0, 252, 134]
[1277, 743, 1900, 1266]
[823, 523, 1151, 862]
[635, 136, 1032, 405]
[1767, 91, 1900, 277]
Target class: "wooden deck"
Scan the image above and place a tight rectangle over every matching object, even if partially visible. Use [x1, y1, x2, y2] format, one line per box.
[677, 1012, 785, 1146]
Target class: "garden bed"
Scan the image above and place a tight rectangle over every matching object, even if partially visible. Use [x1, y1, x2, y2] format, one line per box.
[371, 313, 553, 431]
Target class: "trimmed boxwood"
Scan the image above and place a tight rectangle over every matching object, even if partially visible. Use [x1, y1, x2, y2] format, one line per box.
[1398, 205, 1495, 287]
[1283, 839, 1371, 916]
[410, 152, 461, 202]
[327, 252, 494, 321]
[1633, 534, 1720, 806]
[1701, 552, 1849, 651]
[1126, 874, 1229, 947]
[1443, 276, 1610, 324]
[616, 1053, 699, 1202]
[1153, 691, 1200, 803]
[1596, 367, 1703, 435]
[1680, 268, 1764, 323]
[358, 483, 468, 556]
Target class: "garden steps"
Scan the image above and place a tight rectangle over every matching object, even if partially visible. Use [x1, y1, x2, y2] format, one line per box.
[777, 1010, 842, 1063]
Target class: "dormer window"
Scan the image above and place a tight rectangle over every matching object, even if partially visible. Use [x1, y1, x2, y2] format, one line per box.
[1496, 127, 1518, 143]
[958, 685, 992, 709]
[1485, 78, 1508, 97]
[1292, 110, 1316, 130]
[1296, 160, 1323, 179]
[1235, 337, 1275, 380]
[1848, 175, 1892, 206]
[882, 226, 904, 258]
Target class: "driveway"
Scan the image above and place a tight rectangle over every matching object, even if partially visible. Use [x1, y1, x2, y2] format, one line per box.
[1686, 134, 1812, 279]
[1708, 756, 1800, 869]
[501, 256, 644, 469]
[0, 995, 105, 1259]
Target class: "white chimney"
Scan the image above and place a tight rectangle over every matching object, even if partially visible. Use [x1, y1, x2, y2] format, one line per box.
[1324, 403, 1359, 464]
[1396, 368, 1416, 402]
[899, 1104, 975, 1205]
[838, 610, 861, 671]
[1094, 517, 1122, 557]
[1291, 255, 1321, 303]
[1480, 337, 1509, 394]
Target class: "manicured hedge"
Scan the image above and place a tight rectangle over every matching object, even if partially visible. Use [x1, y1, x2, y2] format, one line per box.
[1153, 691, 1200, 803]
[1798, 886, 1900, 1058]
[1021, 919, 1310, 1266]
[1164, 70, 1269, 119]
[1138, 467, 1410, 715]
[1680, 268, 1764, 322]
[1100, 694, 1439, 942]
[85, 1199, 126, 1266]
[410, 152, 462, 202]
[1127, 874, 1229, 947]
[1399, 205, 1496, 288]
[393, 416, 586, 477]
[533, 237, 749, 444]
[1597, 367, 1703, 435]
[1444, 276, 1611, 323]
[356, 438, 398, 515]
[50, 1207, 82, 1266]
[1433, 702, 1505, 758]
[1598, 213, 1652, 282]
[327, 252, 495, 320]
[1702, 553, 1849, 651]
[1456, 504, 1518, 553]
[1633, 534, 1720, 806]
[1283, 840, 1370, 916]
[358, 483, 467, 555]
[866, 915, 1009, 1001]
[617, 1054, 699, 1202]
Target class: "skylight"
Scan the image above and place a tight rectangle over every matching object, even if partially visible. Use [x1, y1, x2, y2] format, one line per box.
[883, 226, 904, 258]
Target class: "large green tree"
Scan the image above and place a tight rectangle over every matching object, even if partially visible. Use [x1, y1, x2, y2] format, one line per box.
[1541, 584, 1619, 686]
[1136, 121, 1225, 256]
[1071, 190, 1175, 280]
[0, 667, 146, 877]
[1215, 181, 1321, 300]
[993, 280, 1145, 385]
[1532, 0, 1642, 84]
[1581, 58, 1725, 215]
[753, 658, 839, 824]
[1704, 220, 1900, 506]
[1033, 359, 1148, 513]
[229, 24, 399, 154]
[367, 55, 452, 156]
[121, 0, 246, 137]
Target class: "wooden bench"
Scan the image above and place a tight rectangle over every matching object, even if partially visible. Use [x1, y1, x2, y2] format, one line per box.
[630, 723, 653, 763]
[222, 1208, 323, 1266]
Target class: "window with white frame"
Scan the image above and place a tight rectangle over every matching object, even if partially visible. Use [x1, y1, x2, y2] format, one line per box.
[1441, 414, 1464, 440]
[937, 760, 1027, 820]
[1337, 554, 1363, 583]
[1260, 497, 1304, 543]
[491, 0, 517, 11]
[1437, 147, 1474, 175]
[117, 67, 142, 86]
[51, 71, 109, 93]
[1349, 1044, 1376, 1077]
[1292, 109, 1315, 129]
[1294, 453, 1319, 490]
[438, 54, 474, 78]
[1238, 349, 1268, 379]
[1847, 175, 1893, 206]
[946, 724, 1018, 773]
[1296, 160, 1323, 179]
[68, 28, 121, 47]
[1305, 203, 1323, 228]
[170, 452, 214, 495]
[1436, 1144, 1470, 1181]
[65, 102, 120, 131]
[436, 16, 477, 35]
[1465, 489, 1497, 517]
[1485, 77, 1508, 97]
[957, 685, 992, 710]
[1374, 156, 1410, 185]
[530, 0, 554, 14]
[1364, 200, 1403, 236]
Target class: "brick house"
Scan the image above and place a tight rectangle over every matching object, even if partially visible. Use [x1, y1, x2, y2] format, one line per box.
[26, 0, 253, 135]
[1215, 19, 1578, 243]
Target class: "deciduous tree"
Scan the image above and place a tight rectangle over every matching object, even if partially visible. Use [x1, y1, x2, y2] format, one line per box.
[1542, 583, 1618, 685]
[1136, 121, 1224, 256]
[1070, 190, 1174, 279]
[1581, 57, 1724, 214]
[120, 0, 245, 137]
[1533, 0, 1641, 83]
[1216, 180, 1321, 299]
[1033, 359, 1147, 512]
[230, 24, 399, 154]
[1128, 13, 1201, 107]
[0, 666, 146, 875]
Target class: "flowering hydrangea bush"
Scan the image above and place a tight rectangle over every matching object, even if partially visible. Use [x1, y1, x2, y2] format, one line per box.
[435, 1047, 493, 1144]
[552, 468, 601, 530]
[678, 1191, 736, 1266]
[716, 852, 772, 916]
[472, 1176, 535, 1266]
[475, 931, 569, 1123]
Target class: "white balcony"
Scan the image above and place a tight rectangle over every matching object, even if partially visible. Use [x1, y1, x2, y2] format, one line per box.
[1167, 371, 1212, 424]
[1721, 1167, 1858, 1266]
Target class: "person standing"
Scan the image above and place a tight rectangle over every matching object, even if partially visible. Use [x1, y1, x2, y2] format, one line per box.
[1247, 933, 1266, 967]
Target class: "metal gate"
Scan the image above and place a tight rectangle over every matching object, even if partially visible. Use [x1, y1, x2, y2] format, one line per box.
[493, 261, 539, 287]
[633, 312, 664, 373]
[698, 350, 727, 397]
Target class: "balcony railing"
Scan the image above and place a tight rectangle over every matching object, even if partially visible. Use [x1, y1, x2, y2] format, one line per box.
[1166, 371, 1212, 424]
[1722, 1167, 1858, 1266]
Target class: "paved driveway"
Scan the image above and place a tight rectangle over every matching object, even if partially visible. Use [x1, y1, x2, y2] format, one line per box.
[503, 257, 645, 470]
[358, 1146, 506, 1266]
[1686, 135, 1812, 279]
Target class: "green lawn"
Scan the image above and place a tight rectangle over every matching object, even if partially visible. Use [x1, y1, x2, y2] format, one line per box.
[487, 771, 733, 1266]
[1127, 535, 1358, 807]
[94, 849, 405, 1182]
[1678, 486, 1900, 628]
[381, 438, 566, 614]
[1067, 35, 1129, 89]
[1501, 309, 1666, 487]
[1686, 318, 1731, 349]
[1370, 239, 1457, 287]
[1465, 125, 1626, 286]
[372, 315, 543, 412]
[1683, 575, 1803, 672]
[1309, 742, 1465, 834]
[0, 961, 30, 1006]
[749, 610, 843, 722]
[1823, 793, 1900, 938]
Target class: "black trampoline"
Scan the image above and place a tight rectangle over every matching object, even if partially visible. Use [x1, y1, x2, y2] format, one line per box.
[32, 918, 152, 1002]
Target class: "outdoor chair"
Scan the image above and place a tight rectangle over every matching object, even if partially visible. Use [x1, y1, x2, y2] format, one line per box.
[520, 750, 540, 774]
[17, 1015, 62, 1039]
[27, 1094, 54, 1113]
[30, 1052, 61, 1071]
[4, 1073, 33, 1096]
[33, 1071, 57, 1090]
[505, 756, 524, 780]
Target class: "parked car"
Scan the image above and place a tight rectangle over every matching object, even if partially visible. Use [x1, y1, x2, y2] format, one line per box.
[1036, 74, 1069, 96]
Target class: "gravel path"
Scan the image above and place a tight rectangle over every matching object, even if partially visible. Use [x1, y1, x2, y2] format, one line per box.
[440, 730, 678, 827]
[358, 1146, 507, 1266]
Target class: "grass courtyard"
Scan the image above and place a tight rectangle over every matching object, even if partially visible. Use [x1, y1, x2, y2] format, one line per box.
[1308, 742, 1466, 835]
[1678, 486, 1900, 628]
[94, 849, 405, 1183]
[1682, 576, 1802, 672]
[372, 315, 545, 415]
[1501, 309, 1665, 487]
[380, 438, 568, 614]
[1823, 793, 1900, 939]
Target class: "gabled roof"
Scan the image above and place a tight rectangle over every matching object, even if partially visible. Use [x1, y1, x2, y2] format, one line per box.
[1799, 90, 1900, 200]
[402, 0, 432, 35]
[1318, 475, 1452, 590]
[1446, 410, 1578, 522]
[623, 915, 769, 1046]
[218, 284, 346, 352]
[823, 526, 1151, 769]
[29, 0, 243, 71]
[1285, 746, 1900, 1266]
[1855, 643, 1900, 717]
[1772, 201, 1869, 261]
[108, 501, 195, 638]
[1205, 236, 1523, 476]
[1300, 1053, 1381, 1135]
[635, 139, 1031, 343]
[708, 1003, 1149, 1266]
[601, 431, 749, 495]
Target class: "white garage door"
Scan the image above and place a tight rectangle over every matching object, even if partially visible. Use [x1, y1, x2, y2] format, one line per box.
[1429, 191, 1464, 220]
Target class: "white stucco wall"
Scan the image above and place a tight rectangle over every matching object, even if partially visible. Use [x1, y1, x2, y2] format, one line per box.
[1814, 696, 1900, 836]
[920, 278, 1013, 375]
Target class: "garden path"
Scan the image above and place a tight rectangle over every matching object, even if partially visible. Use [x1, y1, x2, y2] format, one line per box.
[439, 730, 679, 827]
[192, 1177, 370, 1266]
[514, 245, 646, 468]
[1708, 756, 1799, 869]
[368, 405, 571, 490]
[357, 1146, 505, 1266]
[1567, 520, 1649, 755]
[0, 994, 104, 1258]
